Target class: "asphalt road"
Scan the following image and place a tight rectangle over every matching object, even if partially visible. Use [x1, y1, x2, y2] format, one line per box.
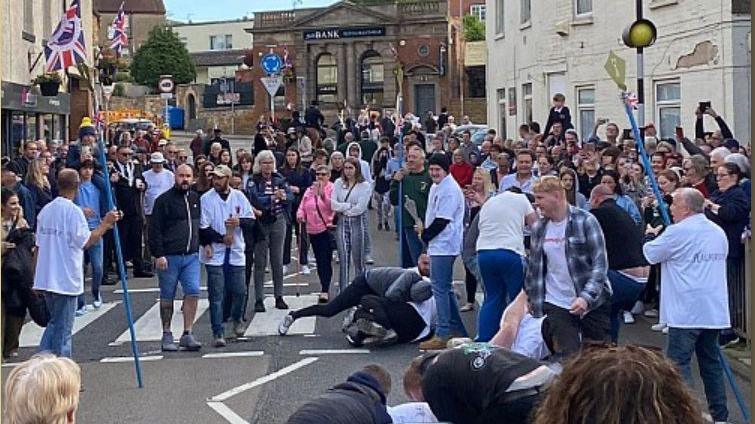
[1, 134, 750, 423]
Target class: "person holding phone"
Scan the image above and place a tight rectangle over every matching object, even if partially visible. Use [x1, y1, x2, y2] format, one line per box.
[695, 102, 733, 148]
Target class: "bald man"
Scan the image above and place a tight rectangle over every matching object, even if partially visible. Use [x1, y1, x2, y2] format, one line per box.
[34, 169, 120, 357]
[589, 184, 649, 343]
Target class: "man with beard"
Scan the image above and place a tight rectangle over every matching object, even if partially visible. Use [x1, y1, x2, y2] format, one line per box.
[149, 164, 203, 352]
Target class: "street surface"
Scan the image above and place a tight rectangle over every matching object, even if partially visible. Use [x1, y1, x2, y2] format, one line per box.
[0, 133, 749, 423]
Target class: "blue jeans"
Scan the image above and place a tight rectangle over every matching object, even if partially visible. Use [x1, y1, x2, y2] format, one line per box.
[158, 254, 201, 301]
[401, 227, 424, 268]
[666, 328, 728, 422]
[430, 255, 467, 338]
[477, 249, 526, 342]
[39, 292, 77, 357]
[607, 269, 646, 343]
[206, 265, 246, 337]
[78, 239, 104, 308]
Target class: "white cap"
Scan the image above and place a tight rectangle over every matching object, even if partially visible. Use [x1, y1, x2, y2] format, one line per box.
[150, 152, 166, 163]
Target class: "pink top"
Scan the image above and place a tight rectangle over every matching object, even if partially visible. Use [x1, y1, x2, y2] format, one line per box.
[297, 181, 335, 234]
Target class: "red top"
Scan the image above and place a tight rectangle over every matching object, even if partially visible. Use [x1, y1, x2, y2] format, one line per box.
[450, 162, 474, 187]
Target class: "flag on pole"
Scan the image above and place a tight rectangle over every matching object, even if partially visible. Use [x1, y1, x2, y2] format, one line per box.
[44, 0, 88, 72]
[109, 2, 129, 56]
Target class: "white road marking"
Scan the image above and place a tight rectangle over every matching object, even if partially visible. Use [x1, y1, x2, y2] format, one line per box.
[210, 357, 319, 402]
[207, 402, 249, 424]
[299, 349, 370, 355]
[113, 299, 209, 345]
[244, 295, 317, 337]
[263, 283, 309, 288]
[18, 302, 121, 348]
[113, 287, 208, 294]
[100, 355, 163, 363]
[202, 351, 264, 359]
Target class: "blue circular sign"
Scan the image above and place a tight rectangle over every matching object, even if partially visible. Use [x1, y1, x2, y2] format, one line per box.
[261, 53, 283, 75]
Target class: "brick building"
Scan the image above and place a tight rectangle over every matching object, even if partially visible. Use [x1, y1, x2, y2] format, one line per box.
[240, 0, 486, 125]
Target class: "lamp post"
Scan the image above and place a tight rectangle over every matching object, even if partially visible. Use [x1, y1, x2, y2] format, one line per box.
[622, 0, 657, 137]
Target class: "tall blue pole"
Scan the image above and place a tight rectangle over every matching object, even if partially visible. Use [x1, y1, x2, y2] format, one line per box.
[397, 130, 404, 266]
[95, 105, 144, 388]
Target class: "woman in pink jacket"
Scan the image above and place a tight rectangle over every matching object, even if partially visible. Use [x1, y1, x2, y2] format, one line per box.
[297, 165, 335, 303]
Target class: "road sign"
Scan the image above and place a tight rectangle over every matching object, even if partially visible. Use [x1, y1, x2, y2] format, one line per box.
[261, 53, 283, 75]
[261, 76, 283, 96]
[604, 51, 627, 91]
[158, 76, 174, 93]
[160, 92, 173, 100]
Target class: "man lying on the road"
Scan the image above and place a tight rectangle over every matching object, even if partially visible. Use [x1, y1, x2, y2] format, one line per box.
[278, 255, 432, 336]
[489, 290, 550, 360]
[342, 292, 436, 348]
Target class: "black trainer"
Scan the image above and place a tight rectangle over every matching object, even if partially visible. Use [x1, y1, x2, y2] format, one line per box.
[275, 297, 289, 310]
[254, 301, 266, 313]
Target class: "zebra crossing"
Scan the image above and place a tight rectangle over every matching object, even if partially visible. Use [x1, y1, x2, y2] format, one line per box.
[16, 294, 321, 352]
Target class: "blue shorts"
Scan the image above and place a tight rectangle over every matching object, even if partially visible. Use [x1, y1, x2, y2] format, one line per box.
[157, 253, 201, 301]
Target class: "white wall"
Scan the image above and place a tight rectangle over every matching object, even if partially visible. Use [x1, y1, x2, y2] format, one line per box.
[172, 19, 252, 53]
[485, 0, 751, 143]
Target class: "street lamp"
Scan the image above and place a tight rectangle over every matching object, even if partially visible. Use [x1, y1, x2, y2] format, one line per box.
[622, 0, 657, 132]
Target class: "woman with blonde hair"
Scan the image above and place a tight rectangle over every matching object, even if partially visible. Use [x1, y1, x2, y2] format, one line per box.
[25, 158, 54, 227]
[4, 354, 81, 424]
[459, 167, 495, 312]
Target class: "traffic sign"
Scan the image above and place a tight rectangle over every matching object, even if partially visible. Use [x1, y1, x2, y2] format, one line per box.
[158, 76, 174, 93]
[604, 51, 627, 91]
[261, 76, 283, 96]
[160, 92, 173, 100]
[261, 53, 283, 75]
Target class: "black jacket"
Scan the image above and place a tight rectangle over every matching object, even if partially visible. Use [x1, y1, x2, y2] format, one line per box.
[111, 161, 145, 217]
[591, 199, 648, 269]
[543, 105, 574, 137]
[706, 185, 750, 259]
[305, 105, 324, 128]
[148, 187, 200, 257]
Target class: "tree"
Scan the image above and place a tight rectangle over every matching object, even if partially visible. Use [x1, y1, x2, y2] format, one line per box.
[131, 25, 196, 88]
[463, 15, 485, 42]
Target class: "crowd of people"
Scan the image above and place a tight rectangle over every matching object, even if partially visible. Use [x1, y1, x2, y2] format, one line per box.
[1, 94, 750, 423]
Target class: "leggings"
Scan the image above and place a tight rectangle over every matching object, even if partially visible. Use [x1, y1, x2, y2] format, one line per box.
[291, 274, 371, 320]
[283, 202, 309, 266]
[309, 231, 334, 293]
[373, 191, 391, 224]
[463, 264, 478, 304]
[335, 214, 367, 291]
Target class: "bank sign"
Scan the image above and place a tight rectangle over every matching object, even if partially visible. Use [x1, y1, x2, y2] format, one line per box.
[304, 26, 385, 41]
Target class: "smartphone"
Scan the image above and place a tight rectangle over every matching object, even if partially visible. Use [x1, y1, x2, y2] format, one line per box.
[699, 101, 711, 112]
[675, 126, 684, 139]
[622, 128, 633, 140]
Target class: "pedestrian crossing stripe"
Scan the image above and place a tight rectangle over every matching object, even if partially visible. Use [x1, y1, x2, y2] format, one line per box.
[244, 295, 318, 337]
[113, 299, 210, 345]
[18, 301, 121, 348]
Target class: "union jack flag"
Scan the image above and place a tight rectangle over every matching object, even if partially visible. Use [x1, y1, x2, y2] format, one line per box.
[44, 0, 88, 72]
[109, 2, 128, 56]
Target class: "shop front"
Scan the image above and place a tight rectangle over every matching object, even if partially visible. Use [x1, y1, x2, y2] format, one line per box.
[1, 81, 70, 158]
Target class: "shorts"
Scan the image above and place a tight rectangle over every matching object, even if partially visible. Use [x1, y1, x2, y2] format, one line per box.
[157, 253, 201, 301]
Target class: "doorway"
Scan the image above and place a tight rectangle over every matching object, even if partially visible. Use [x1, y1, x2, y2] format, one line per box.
[414, 84, 436, 116]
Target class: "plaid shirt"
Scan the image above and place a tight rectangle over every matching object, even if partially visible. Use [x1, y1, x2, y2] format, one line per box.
[524, 205, 612, 318]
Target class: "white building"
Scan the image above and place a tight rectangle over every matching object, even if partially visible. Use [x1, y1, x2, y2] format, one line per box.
[171, 18, 253, 85]
[485, 0, 751, 143]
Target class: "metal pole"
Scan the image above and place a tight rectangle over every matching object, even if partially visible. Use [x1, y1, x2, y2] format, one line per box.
[635, 0, 645, 137]
[270, 92, 275, 122]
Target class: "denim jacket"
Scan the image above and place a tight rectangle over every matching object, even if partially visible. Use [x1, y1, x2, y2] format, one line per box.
[524, 205, 611, 318]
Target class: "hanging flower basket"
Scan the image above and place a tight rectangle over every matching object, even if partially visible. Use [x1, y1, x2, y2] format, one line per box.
[33, 72, 63, 96]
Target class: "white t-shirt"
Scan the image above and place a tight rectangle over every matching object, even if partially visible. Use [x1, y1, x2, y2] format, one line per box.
[388, 402, 438, 423]
[643, 213, 730, 329]
[409, 296, 436, 341]
[543, 218, 576, 309]
[476, 191, 534, 256]
[498, 173, 537, 194]
[511, 312, 549, 360]
[33, 197, 91, 296]
[199, 188, 254, 267]
[142, 168, 174, 215]
[425, 174, 464, 256]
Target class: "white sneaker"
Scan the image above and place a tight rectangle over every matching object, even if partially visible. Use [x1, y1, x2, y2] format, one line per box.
[93, 293, 103, 309]
[651, 323, 667, 332]
[300, 265, 311, 275]
[643, 308, 659, 318]
[662, 326, 669, 334]
[282, 265, 289, 275]
[75, 307, 88, 317]
[630, 301, 644, 315]
[278, 314, 294, 336]
[622, 311, 635, 324]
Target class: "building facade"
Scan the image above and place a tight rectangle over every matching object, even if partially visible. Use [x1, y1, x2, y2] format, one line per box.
[171, 18, 253, 85]
[243, 0, 465, 124]
[1, 0, 95, 155]
[93, 0, 166, 56]
[485, 0, 751, 142]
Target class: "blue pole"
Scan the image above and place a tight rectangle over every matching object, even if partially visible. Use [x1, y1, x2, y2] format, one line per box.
[621, 93, 749, 421]
[95, 121, 144, 389]
[397, 130, 404, 267]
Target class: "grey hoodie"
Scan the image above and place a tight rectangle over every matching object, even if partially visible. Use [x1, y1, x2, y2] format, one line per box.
[364, 267, 432, 302]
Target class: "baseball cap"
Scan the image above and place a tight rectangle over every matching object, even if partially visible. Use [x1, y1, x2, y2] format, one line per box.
[211, 165, 233, 179]
[150, 152, 166, 163]
[158, 139, 168, 146]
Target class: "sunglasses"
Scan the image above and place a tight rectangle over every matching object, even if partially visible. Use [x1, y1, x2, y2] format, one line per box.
[179, 156, 188, 160]
[316, 172, 329, 176]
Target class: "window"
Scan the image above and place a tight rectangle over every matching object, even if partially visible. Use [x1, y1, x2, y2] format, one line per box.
[577, 86, 595, 142]
[520, 0, 531, 24]
[361, 51, 384, 106]
[470, 4, 487, 21]
[575, 0, 593, 16]
[522, 83, 532, 124]
[23, 0, 34, 35]
[316, 53, 338, 103]
[209, 34, 232, 50]
[466, 66, 486, 98]
[507, 87, 517, 116]
[495, 0, 505, 34]
[655, 81, 681, 139]
[497, 88, 507, 139]
[225, 34, 233, 49]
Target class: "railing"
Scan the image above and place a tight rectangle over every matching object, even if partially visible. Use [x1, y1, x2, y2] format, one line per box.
[255, 11, 296, 28]
[732, 235, 750, 340]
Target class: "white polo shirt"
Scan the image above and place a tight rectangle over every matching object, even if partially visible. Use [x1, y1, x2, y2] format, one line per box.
[643, 213, 730, 329]
[424, 174, 464, 256]
[33, 197, 91, 296]
[200, 188, 254, 267]
[476, 191, 534, 256]
[142, 168, 174, 215]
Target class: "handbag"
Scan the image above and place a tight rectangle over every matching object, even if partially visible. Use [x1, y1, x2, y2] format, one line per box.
[314, 194, 337, 251]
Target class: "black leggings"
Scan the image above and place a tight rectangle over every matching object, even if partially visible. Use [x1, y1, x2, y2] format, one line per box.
[464, 264, 478, 303]
[355, 295, 426, 343]
[309, 231, 333, 293]
[291, 274, 371, 320]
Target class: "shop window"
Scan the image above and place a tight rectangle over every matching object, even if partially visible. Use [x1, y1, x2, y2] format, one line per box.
[466, 66, 486, 98]
[316, 53, 338, 104]
[360, 51, 384, 107]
